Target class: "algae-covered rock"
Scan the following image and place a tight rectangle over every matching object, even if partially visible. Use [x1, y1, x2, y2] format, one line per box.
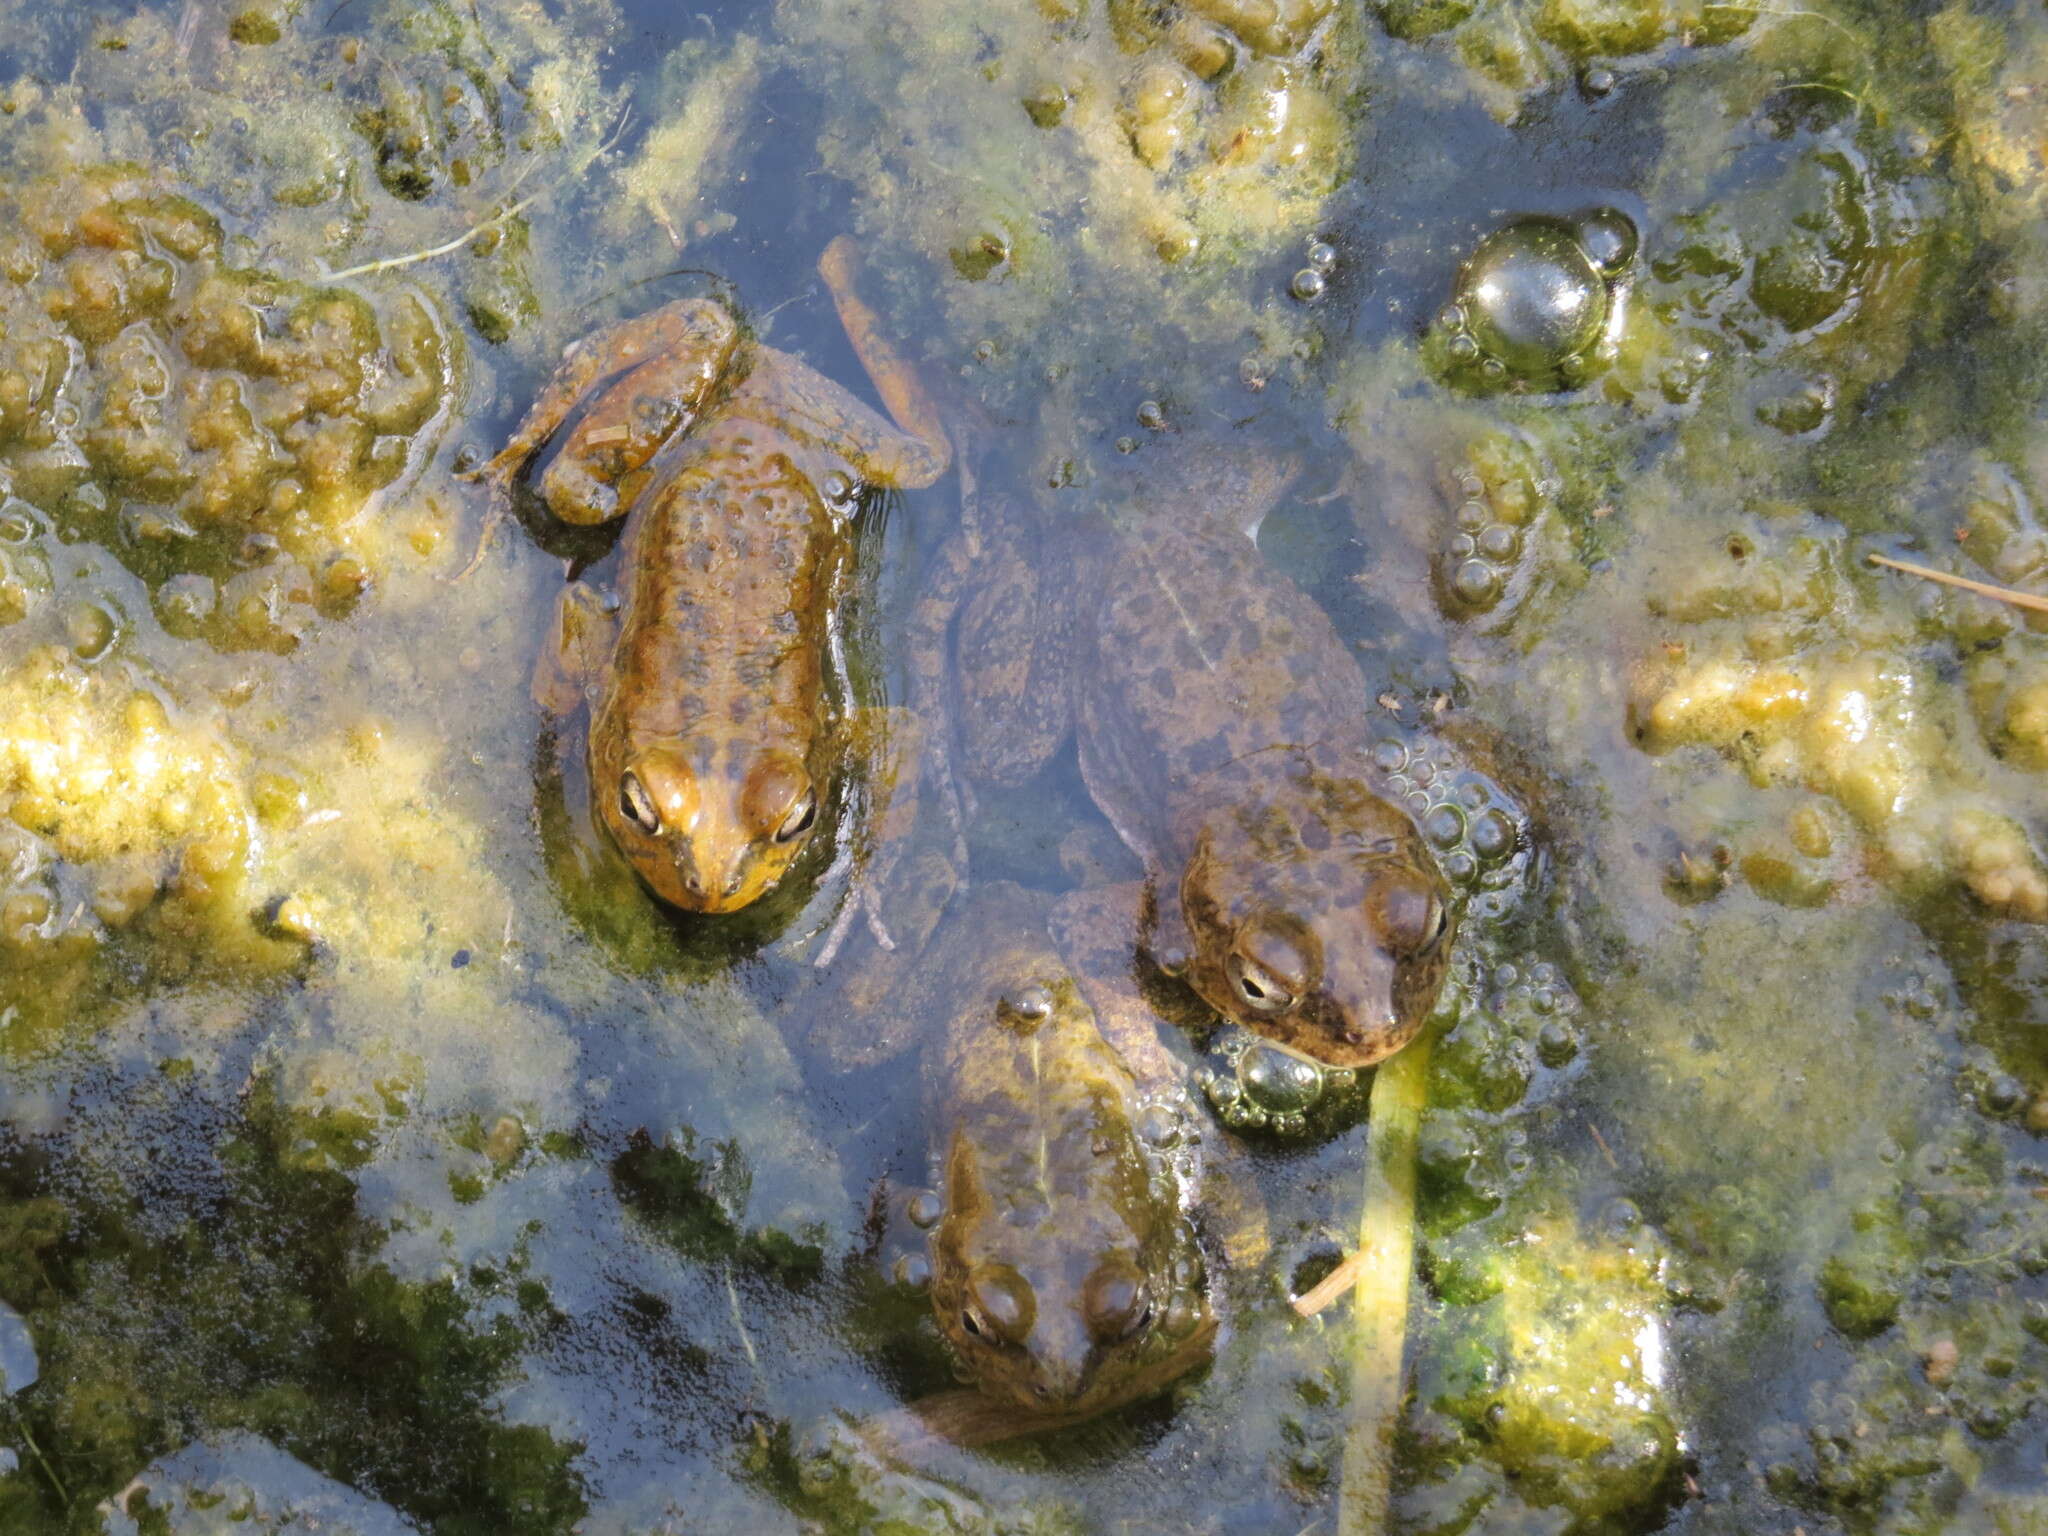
[779, 0, 1361, 410]
[99, 1432, 421, 1536]
[0, 165, 454, 648]
[1413, 1208, 1683, 1532]
[1371, 0, 1756, 119]
[1625, 507, 2048, 922]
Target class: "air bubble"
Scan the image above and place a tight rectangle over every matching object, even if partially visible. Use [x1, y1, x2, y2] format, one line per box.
[67, 599, 118, 660]
[1470, 809, 1516, 860]
[1477, 523, 1522, 561]
[1452, 216, 1615, 385]
[1289, 268, 1327, 303]
[1425, 804, 1466, 848]
[1450, 559, 1503, 608]
[1241, 1045, 1324, 1115]
[1573, 206, 1640, 277]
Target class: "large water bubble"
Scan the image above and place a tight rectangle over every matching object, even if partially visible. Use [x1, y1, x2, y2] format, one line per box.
[1432, 208, 1638, 392]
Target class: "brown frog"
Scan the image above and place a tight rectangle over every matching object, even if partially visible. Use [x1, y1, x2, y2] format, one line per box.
[467, 240, 948, 913]
[909, 442, 1456, 1068]
[850, 881, 1262, 1435]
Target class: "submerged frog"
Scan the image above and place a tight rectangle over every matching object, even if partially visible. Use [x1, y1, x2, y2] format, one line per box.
[849, 881, 1260, 1436]
[910, 441, 1456, 1068]
[468, 240, 948, 912]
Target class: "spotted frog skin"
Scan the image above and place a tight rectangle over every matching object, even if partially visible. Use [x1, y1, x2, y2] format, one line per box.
[472, 240, 948, 913]
[911, 444, 1456, 1068]
[863, 883, 1253, 1423]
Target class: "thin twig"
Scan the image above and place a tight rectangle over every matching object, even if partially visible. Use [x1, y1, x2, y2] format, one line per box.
[11, 1406, 67, 1506]
[1589, 1121, 1619, 1170]
[723, 1264, 760, 1373]
[1868, 552, 2048, 614]
[1294, 1250, 1369, 1319]
[319, 106, 631, 283]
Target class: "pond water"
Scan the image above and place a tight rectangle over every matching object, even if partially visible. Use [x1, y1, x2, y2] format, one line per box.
[1, 0, 2047, 1531]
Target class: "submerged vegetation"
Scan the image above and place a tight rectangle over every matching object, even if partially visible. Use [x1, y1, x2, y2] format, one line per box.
[0, 0, 2043, 1530]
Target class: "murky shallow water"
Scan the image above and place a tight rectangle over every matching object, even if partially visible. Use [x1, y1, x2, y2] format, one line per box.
[1, 0, 2047, 1531]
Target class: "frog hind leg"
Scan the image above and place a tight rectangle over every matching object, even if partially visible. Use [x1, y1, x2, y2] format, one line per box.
[451, 300, 739, 577]
[815, 236, 952, 491]
[534, 313, 743, 527]
[464, 299, 735, 488]
[532, 580, 618, 717]
[902, 525, 984, 860]
[952, 519, 1077, 789]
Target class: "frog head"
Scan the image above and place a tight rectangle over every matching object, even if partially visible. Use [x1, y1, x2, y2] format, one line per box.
[927, 976, 1199, 1411]
[597, 739, 819, 912]
[930, 1179, 1201, 1413]
[1179, 783, 1455, 1068]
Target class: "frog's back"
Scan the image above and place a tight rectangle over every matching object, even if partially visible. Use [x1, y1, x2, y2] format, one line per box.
[1077, 516, 1379, 827]
[600, 381, 841, 751]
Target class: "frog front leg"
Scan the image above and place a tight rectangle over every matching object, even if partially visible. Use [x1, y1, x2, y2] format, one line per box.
[531, 580, 619, 718]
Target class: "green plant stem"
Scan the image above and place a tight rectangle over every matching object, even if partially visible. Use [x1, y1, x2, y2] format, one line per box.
[1338, 1031, 1432, 1536]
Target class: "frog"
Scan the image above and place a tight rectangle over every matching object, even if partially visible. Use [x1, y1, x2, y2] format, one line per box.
[465, 238, 949, 914]
[840, 879, 1265, 1438]
[905, 435, 1457, 1069]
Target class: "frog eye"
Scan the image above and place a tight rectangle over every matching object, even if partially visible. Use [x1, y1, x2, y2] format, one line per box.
[1227, 952, 1295, 1014]
[963, 1264, 1034, 1347]
[745, 755, 816, 843]
[1228, 916, 1316, 1016]
[619, 771, 661, 834]
[1375, 878, 1450, 958]
[774, 787, 817, 844]
[1083, 1256, 1150, 1343]
[1420, 894, 1451, 956]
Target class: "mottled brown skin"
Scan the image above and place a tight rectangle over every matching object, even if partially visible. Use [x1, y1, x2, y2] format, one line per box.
[914, 444, 1455, 1067]
[476, 244, 947, 913]
[873, 884, 1217, 1418]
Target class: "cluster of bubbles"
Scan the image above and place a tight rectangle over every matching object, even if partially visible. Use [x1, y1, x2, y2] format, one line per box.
[1466, 958, 1585, 1100]
[1200, 1031, 1363, 1135]
[1431, 438, 1559, 626]
[1289, 238, 1339, 303]
[1373, 736, 1527, 897]
[1431, 208, 1638, 393]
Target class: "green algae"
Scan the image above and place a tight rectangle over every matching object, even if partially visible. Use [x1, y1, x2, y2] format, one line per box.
[0, 0, 2042, 1529]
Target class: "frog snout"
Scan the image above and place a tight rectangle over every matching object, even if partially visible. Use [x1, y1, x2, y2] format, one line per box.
[679, 847, 761, 913]
[1314, 943, 1408, 1057]
[1027, 1345, 1091, 1405]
